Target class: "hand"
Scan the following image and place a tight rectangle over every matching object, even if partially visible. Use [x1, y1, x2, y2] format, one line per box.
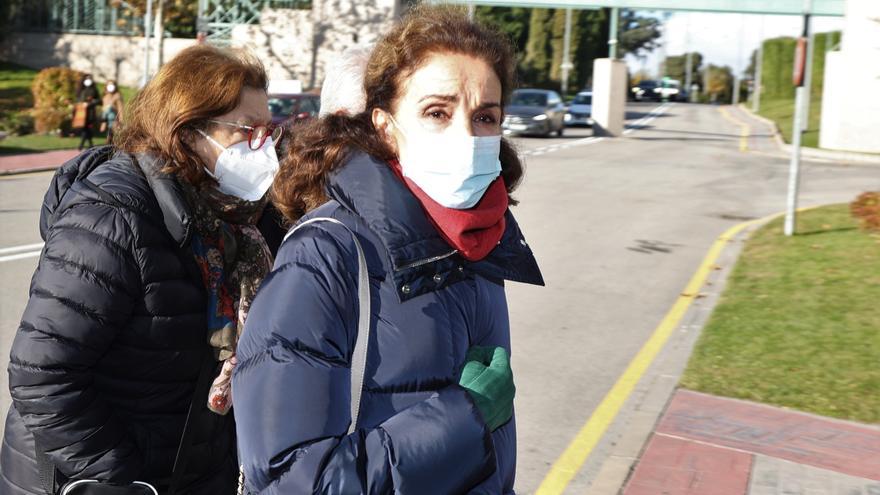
[458, 346, 515, 431]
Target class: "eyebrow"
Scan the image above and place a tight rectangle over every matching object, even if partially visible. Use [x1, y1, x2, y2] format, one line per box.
[418, 94, 502, 111]
[418, 94, 458, 103]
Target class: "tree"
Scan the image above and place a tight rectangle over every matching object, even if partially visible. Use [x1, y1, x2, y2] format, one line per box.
[476, 6, 531, 63]
[704, 64, 733, 103]
[113, 0, 199, 38]
[521, 8, 554, 88]
[618, 9, 662, 59]
[663, 52, 703, 84]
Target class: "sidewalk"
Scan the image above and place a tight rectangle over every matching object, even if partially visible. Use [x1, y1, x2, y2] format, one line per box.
[621, 389, 880, 494]
[0, 149, 79, 175]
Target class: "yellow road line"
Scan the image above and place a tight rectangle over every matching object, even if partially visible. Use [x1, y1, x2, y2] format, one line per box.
[717, 106, 750, 152]
[535, 214, 772, 495]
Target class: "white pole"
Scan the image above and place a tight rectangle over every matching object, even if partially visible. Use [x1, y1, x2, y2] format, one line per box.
[141, 0, 153, 87]
[784, 85, 806, 236]
[561, 8, 573, 96]
[784, 5, 812, 237]
[753, 16, 764, 112]
[802, 20, 815, 130]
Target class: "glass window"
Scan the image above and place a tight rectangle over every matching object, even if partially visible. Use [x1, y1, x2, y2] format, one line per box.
[510, 91, 548, 107]
[573, 94, 592, 104]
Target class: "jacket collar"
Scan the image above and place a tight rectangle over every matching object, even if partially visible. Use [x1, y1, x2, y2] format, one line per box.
[326, 151, 543, 287]
[135, 153, 194, 247]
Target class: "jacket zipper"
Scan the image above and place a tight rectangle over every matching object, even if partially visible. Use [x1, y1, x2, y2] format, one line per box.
[397, 249, 458, 271]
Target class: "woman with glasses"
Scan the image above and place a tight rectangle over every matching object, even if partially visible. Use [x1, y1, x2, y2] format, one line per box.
[233, 6, 543, 493]
[0, 45, 281, 495]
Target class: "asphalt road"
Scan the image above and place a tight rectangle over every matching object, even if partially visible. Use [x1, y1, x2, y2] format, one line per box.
[0, 102, 877, 493]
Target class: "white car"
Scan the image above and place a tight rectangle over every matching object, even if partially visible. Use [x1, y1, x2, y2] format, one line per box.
[565, 91, 592, 126]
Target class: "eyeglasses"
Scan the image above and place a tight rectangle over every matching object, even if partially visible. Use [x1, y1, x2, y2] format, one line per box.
[208, 119, 283, 150]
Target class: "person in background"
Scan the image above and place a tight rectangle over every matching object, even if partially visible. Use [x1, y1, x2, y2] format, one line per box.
[233, 5, 543, 493]
[75, 73, 99, 150]
[0, 45, 281, 495]
[101, 79, 124, 144]
[318, 45, 372, 117]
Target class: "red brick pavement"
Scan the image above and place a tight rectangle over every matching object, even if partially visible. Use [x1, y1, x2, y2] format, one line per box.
[623, 390, 880, 494]
[0, 149, 79, 174]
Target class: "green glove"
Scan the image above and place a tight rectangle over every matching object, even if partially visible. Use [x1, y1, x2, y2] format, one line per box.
[458, 346, 515, 431]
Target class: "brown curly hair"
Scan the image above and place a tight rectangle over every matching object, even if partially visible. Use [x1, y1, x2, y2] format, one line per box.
[272, 4, 523, 223]
[114, 45, 268, 186]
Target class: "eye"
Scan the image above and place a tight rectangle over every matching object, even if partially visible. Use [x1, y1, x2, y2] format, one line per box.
[425, 108, 450, 120]
[474, 113, 497, 124]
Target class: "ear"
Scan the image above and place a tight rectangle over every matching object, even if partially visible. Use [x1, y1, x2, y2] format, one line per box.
[372, 108, 398, 153]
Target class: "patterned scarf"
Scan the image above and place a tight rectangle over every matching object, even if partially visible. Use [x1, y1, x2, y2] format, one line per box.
[181, 183, 273, 415]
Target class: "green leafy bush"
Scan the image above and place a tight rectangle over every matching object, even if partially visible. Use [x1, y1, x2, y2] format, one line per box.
[31, 67, 83, 133]
[850, 192, 880, 233]
[0, 110, 35, 135]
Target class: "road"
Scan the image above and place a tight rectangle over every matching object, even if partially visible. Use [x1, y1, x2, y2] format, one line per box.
[0, 102, 877, 493]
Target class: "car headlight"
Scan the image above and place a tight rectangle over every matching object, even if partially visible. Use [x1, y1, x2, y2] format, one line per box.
[533, 114, 548, 121]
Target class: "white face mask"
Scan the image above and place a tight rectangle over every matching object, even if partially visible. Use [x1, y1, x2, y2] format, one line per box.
[390, 115, 502, 209]
[83, 79, 93, 87]
[106, 84, 116, 93]
[198, 130, 280, 201]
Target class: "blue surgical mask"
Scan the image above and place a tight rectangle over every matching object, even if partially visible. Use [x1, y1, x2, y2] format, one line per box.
[391, 115, 502, 209]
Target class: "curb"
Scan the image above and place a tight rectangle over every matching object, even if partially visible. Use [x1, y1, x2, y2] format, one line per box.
[0, 165, 61, 176]
[577, 209, 804, 495]
[735, 104, 880, 165]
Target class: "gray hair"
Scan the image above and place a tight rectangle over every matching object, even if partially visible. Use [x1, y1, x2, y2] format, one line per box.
[319, 45, 372, 117]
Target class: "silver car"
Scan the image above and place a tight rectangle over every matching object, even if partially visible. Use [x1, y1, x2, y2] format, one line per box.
[502, 89, 566, 137]
[565, 91, 593, 127]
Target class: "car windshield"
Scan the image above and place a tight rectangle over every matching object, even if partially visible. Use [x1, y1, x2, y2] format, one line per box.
[511, 92, 548, 107]
[573, 94, 592, 104]
[268, 97, 296, 117]
[638, 81, 658, 89]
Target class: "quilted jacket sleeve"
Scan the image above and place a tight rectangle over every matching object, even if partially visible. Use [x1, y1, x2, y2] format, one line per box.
[8, 202, 144, 482]
[233, 225, 496, 495]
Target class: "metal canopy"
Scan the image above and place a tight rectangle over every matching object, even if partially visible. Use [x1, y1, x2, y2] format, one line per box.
[443, 0, 845, 16]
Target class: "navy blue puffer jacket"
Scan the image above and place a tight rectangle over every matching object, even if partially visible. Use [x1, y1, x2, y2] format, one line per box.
[233, 152, 543, 494]
[1, 148, 250, 495]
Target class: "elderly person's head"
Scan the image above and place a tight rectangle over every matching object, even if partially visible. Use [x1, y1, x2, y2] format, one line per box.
[319, 45, 372, 117]
[273, 5, 521, 221]
[116, 45, 279, 199]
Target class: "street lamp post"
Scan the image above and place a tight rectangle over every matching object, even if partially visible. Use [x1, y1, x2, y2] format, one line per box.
[142, 0, 154, 88]
[561, 8, 573, 96]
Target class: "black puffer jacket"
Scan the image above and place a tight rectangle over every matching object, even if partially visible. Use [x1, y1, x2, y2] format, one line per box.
[0, 147, 244, 494]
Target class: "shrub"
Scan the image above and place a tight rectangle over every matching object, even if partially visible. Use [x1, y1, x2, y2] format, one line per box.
[850, 192, 880, 233]
[31, 67, 83, 133]
[0, 111, 35, 135]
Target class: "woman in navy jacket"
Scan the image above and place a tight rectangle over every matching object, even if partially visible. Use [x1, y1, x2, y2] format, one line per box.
[233, 6, 543, 493]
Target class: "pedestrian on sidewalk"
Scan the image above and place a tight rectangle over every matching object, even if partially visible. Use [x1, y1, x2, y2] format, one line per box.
[74, 73, 99, 150]
[0, 45, 283, 495]
[233, 5, 544, 493]
[100, 79, 124, 144]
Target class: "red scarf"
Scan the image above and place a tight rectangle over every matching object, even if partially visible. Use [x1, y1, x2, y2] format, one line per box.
[389, 160, 507, 261]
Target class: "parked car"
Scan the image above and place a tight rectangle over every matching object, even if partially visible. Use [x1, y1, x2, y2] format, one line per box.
[565, 91, 592, 127]
[268, 93, 321, 126]
[503, 89, 565, 137]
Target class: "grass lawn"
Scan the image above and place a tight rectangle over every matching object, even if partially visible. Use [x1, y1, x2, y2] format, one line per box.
[0, 134, 107, 155]
[681, 204, 880, 423]
[0, 61, 135, 154]
[756, 94, 822, 148]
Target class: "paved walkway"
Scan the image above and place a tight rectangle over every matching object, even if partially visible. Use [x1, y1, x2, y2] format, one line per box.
[622, 390, 880, 495]
[0, 149, 79, 175]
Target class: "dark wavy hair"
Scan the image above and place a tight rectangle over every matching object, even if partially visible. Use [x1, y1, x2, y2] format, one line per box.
[272, 4, 523, 222]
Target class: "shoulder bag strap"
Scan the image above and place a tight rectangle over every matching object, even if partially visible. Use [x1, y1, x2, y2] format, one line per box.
[284, 217, 371, 434]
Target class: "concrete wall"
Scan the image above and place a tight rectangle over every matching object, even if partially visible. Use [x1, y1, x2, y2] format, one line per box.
[0, 32, 197, 88]
[0, 0, 399, 91]
[232, 0, 399, 90]
[819, 0, 880, 153]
